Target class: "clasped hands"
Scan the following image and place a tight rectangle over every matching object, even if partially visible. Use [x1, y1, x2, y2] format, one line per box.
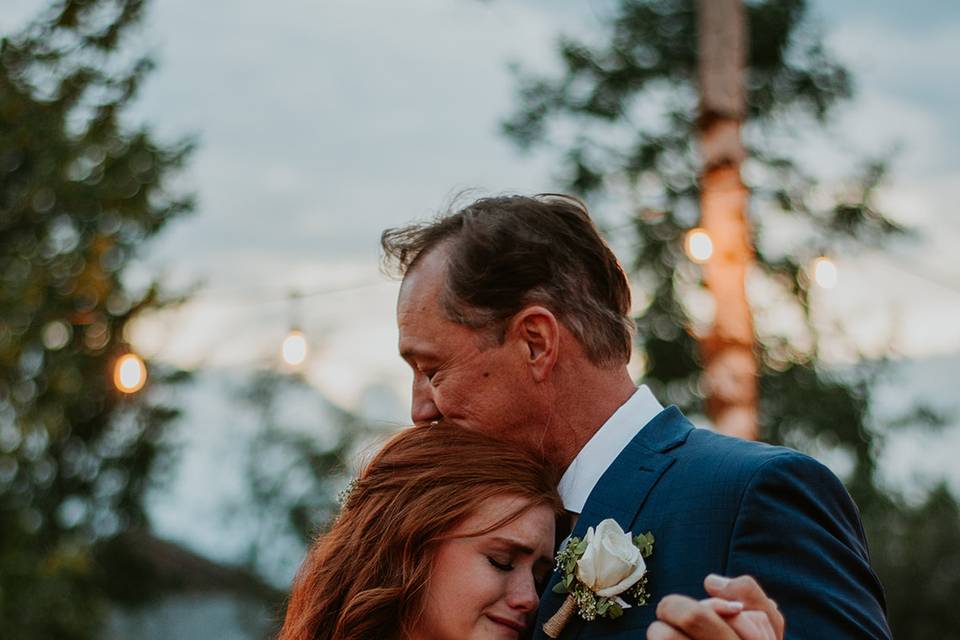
[649, 575, 784, 640]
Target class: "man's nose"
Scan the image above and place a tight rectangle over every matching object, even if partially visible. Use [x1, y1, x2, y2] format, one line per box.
[410, 377, 442, 425]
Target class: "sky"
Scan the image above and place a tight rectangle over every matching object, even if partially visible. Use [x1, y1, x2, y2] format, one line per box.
[3, 0, 959, 584]
[2, 0, 959, 419]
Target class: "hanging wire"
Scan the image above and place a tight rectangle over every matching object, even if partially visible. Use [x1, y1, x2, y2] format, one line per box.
[881, 261, 960, 295]
[181, 279, 393, 309]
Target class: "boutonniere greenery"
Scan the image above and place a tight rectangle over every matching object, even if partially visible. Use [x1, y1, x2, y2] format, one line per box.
[543, 518, 654, 638]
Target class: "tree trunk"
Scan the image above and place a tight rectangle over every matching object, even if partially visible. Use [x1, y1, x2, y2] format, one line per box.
[696, 0, 757, 440]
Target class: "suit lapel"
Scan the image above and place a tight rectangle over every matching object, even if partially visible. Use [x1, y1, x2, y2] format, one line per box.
[534, 406, 694, 639]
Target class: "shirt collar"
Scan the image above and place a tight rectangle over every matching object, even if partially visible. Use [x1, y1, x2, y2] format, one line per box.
[556, 384, 663, 514]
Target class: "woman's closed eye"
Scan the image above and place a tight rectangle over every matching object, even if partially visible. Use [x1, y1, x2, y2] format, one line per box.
[487, 556, 514, 572]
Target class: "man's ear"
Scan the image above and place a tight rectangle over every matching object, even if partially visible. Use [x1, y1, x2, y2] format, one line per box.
[508, 306, 559, 382]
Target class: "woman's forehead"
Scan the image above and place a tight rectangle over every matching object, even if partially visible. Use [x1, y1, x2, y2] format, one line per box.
[455, 496, 555, 554]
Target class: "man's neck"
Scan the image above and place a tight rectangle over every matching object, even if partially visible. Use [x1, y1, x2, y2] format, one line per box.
[547, 365, 637, 473]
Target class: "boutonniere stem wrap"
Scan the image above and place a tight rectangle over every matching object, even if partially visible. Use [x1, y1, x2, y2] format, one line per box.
[543, 518, 654, 638]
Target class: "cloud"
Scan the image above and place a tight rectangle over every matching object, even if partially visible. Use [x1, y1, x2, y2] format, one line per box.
[826, 20, 960, 162]
[126, 0, 579, 273]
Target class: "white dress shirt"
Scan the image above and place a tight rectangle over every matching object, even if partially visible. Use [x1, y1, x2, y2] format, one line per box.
[557, 385, 664, 514]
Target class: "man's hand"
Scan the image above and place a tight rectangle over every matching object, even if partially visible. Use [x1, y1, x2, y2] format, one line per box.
[704, 574, 784, 640]
[647, 574, 784, 640]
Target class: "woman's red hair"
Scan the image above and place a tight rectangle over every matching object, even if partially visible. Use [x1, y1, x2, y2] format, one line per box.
[278, 422, 564, 640]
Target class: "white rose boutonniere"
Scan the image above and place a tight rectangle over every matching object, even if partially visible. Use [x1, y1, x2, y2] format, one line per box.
[543, 518, 654, 638]
[577, 519, 648, 598]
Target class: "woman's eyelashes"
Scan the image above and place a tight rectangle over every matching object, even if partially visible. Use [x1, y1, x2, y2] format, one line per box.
[488, 554, 552, 593]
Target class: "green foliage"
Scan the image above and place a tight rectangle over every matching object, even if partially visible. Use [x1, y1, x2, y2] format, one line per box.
[0, 1, 192, 636]
[864, 484, 960, 640]
[503, 0, 960, 635]
[633, 531, 655, 558]
[232, 370, 367, 583]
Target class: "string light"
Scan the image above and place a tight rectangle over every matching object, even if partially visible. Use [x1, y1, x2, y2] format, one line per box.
[281, 330, 308, 366]
[113, 240, 958, 381]
[114, 353, 147, 393]
[685, 228, 713, 264]
[280, 290, 308, 366]
[812, 256, 838, 289]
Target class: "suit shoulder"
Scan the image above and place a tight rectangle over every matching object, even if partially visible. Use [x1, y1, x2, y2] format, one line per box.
[681, 426, 831, 483]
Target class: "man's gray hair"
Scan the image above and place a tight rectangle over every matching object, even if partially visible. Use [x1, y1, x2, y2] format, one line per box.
[381, 194, 634, 366]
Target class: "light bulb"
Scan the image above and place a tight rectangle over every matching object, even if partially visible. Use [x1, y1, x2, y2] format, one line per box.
[282, 330, 308, 366]
[813, 257, 838, 289]
[685, 228, 713, 264]
[114, 353, 147, 393]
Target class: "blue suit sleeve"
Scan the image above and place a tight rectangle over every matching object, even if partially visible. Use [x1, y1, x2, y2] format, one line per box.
[726, 452, 891, 639]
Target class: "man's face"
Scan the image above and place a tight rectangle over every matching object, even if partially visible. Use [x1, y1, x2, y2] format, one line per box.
[396, 248, 548, 446]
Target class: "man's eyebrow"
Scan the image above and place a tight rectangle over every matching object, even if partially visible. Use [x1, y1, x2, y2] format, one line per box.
[400, 344, 437, 363]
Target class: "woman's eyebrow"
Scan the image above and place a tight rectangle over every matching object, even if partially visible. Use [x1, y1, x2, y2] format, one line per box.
[490, 536, 552, 563]
[490, 536, 535, 554]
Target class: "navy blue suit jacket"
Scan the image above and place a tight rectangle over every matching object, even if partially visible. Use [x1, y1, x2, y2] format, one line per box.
[533, 406, 891, 639]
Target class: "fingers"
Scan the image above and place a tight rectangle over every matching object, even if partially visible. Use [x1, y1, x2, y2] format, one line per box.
[726, 611, 778, 640]
[700, 597, 746, 617]
[654, 591, 780, 640]
[654, 594, 741, 640]
[704, 575, 785, 640]
[697, 600, 777, 640]
[703, 574, 766, 607]
[647, 620, 691, 640]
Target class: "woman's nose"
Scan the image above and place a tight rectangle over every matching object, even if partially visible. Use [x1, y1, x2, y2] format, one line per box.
[506, 574, 540, 613]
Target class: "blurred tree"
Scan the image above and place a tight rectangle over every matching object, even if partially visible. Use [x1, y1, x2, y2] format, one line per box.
[695, 0, 756, 439]
[503, 0, 960, 636]
[233, 370, 365, 587]
[0, 1, 193, 637]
